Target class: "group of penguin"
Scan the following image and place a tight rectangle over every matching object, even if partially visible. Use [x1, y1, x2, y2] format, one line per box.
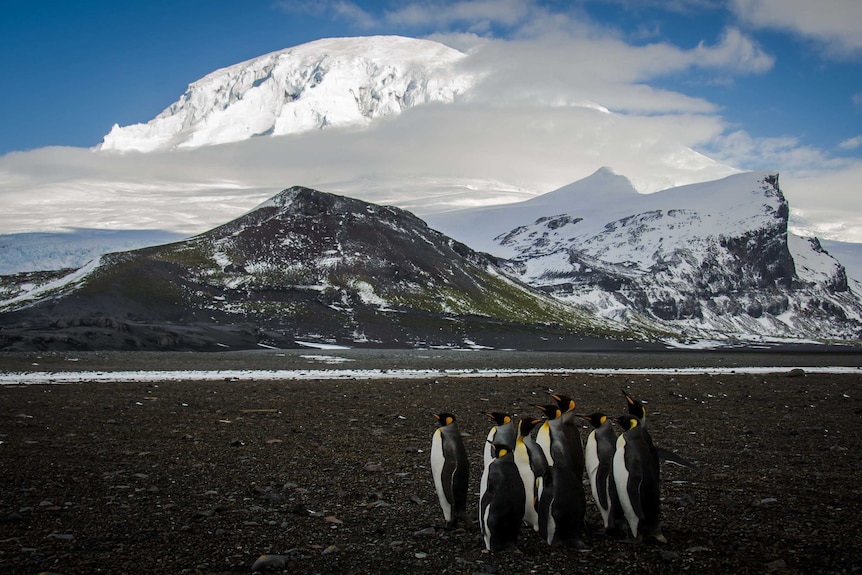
[430, 390, 667, 553]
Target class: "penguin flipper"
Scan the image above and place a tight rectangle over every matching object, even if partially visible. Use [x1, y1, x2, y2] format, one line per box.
[441, 438, 469, 525]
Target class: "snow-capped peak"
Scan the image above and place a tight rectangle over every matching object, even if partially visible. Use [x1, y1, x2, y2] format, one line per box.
[98, 36, 473, 152]
[522, 166, 638, 209]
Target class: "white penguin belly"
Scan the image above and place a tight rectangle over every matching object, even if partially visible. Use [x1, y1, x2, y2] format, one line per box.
[514, 442, 539, 531]
[584, 433, 608, 524]
[613, 434, 638, 538]
[431, 428, 451, 521]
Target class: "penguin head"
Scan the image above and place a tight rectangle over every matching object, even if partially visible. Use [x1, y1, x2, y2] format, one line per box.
[535, 404, 563, 420]
[550, 393, 576, 413]
[518, 417, 542, 437]
[623, 390, 647, 420]
[615, 414, 640, 431]
[484, 412, 512, 426]
[432, 412, 457, 427]
[487, 441, 512, 459]
[579, 412, 608, 428]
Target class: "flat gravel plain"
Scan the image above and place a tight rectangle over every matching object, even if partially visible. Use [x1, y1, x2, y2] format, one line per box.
[0, 349, 861, 574]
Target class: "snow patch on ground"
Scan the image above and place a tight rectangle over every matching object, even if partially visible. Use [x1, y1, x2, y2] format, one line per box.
[1, 365, 858, 385]
[300, 355, 355, 364]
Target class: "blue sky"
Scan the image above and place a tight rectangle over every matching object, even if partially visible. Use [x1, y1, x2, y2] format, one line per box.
[1, 0, 861, 242]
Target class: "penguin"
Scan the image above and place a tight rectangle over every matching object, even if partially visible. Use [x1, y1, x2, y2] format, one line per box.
[623, 390, 698, 470]
[534, 403, 563, 466]
[623, 389, 647, 422]
[613, 414, 666, 543]
[534, 404, 586, 547]
[521, 417, 547, 480]
[479, 442, 526, 552]
[580, 412, 624, 536]
[430, 412, 469, 528]
[483, 412, 516, 469]
[550, 393, 586, 478]
[514, 418, 544, 532]
[535, 457, 585, 547]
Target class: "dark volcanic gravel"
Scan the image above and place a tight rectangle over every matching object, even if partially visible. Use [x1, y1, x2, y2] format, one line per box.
[1, 352, 861, 574]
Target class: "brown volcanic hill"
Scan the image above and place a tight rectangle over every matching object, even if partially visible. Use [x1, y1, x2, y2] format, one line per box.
[0, 187, 646, 351]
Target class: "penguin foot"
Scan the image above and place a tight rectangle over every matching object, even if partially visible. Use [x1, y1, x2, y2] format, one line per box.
[558, 538, 590, 550]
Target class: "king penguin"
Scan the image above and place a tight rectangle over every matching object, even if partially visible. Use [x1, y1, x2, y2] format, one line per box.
[623, 390, 698, 469]
[613, 414, 666, 543]
[483, 412, 516, 469]
[534, 403, 563, 466]
[514, 418, 543, 532]
[431, 412, 469, 528]
[623, 390, 647, 422]
[580, 412, 624, 536]
[480, 442, 526, 552]
[549, 393, 586, 479]
[534, 404, 586, 548]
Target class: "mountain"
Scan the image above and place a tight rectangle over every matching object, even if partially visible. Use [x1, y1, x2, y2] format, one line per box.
[98, 36, 472, 152]
[0, 35, 740, 273]
[428, 169, 862, 343]
[0, 187, 645, 352]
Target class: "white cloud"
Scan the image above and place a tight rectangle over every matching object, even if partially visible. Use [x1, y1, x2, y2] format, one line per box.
[447, 25, 771, 121]
[692, 27, 774, 72]
[731, 0, 862, 56]
[0, 97, 736, 235]
[275, 0, 378, 28]
[707, 130, 845, 173]
[786, 161, 862, 242]
[839, 136, 862, 150]
[385, 0, 532, 30]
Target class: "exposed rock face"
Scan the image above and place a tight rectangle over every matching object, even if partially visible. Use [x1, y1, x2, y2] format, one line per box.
[490, 172, 862, 341]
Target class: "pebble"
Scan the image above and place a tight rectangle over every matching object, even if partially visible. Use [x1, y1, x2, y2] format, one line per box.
[660, 550, 680, 562]
[46, 533, 74, 541]
[251, 554, 286, 571]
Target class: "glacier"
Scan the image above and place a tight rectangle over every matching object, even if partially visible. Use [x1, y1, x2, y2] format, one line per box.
[98, 36, 473, 152]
